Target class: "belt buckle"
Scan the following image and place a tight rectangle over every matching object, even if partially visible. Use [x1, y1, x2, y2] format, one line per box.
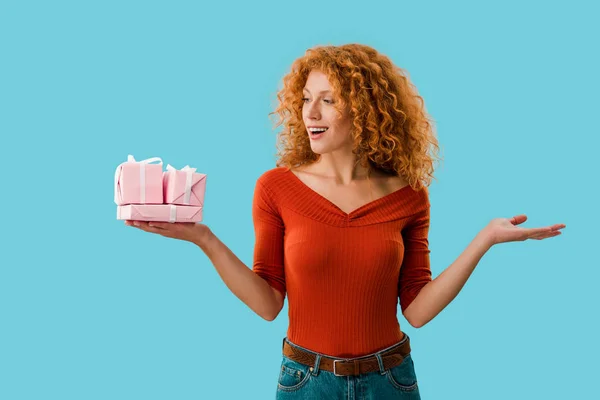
[333, 359, 345, 377]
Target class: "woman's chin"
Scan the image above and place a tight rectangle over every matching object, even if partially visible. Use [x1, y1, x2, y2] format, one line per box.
[309, 144, 327, 153]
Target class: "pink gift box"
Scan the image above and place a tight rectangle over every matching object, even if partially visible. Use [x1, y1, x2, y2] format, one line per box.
[117, 204, 203, 223]
[163, 164, 207, 206]
[114, 155, 164, 205]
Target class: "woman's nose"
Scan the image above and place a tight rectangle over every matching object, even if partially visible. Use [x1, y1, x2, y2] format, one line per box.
[306, 102, 321, 119]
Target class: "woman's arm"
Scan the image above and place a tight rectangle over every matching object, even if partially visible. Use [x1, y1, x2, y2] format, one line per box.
[196, 230, 284, 321]
[403, 215, 564, 328]
[126, 177, 289, 322]
[126, 220, 284, 321]
[403, 231, 492, 328]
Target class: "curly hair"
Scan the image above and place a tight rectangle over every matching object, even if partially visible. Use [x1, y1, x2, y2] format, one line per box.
[268, 43, 443, 191]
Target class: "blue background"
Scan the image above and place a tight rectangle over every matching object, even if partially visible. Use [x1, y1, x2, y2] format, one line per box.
[1, 0, 597, 398]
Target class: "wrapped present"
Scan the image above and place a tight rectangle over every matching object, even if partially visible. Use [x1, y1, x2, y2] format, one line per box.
[117, 204, 203, 223]
[114, 155, 164, 205]
[163, 164, 207, 206]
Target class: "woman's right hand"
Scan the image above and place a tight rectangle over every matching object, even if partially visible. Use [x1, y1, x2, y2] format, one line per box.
[125, 220, 213, 247]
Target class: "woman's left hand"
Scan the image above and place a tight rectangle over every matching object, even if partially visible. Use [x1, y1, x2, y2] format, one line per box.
[482, 214, 566, 246]
[124, 220, 212, 246]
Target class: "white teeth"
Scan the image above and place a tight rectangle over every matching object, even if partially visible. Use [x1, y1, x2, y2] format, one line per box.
[309, 128, 328, 133]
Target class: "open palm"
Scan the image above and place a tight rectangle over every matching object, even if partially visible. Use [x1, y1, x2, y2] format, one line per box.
[125, 220, 211, 246]
[484, 214, 565, 245]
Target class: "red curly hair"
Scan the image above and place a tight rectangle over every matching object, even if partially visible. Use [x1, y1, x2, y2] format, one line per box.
[269, 43, 443, 191]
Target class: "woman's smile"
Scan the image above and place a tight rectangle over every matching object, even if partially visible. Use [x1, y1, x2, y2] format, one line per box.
[308, 126, 329, 140]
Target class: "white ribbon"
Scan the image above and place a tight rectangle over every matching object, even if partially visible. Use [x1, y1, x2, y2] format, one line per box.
[114, 155, 163, 205]
[169, 204, 177, 223]
[166, 164, 197, 205]
[139, 161, 146, 203]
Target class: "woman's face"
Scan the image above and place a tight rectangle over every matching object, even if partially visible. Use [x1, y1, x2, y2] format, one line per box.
[302, 70, 354, 155]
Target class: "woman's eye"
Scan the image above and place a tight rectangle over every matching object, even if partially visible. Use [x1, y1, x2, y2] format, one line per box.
[302, 98, 333, 104]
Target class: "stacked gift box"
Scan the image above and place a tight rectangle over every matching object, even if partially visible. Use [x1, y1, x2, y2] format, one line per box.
[114, 155, 206, 223]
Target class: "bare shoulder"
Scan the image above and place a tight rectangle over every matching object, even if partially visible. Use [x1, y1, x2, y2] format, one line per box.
[290, 164, 409, 191]
[371, 168, 410, 192]
[288, 164, 324, 185]
[289, 164, 316, 177]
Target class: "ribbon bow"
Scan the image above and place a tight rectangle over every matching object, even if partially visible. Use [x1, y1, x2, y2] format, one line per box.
[166, 164, 197, 205]
[114, 154, 163, 205]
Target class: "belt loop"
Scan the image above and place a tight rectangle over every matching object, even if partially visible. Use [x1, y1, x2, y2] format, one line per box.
[311, 354, 321, 376]
[375, 353, 386, 375]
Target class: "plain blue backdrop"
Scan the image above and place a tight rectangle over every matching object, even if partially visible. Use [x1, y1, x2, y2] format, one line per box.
[1, 0, 597, 398]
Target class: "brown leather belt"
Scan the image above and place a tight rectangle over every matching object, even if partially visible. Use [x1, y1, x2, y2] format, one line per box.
[282, 335, 411, 377]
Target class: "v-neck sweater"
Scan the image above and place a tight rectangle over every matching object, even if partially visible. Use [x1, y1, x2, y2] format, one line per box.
[252, 166, 432, 358]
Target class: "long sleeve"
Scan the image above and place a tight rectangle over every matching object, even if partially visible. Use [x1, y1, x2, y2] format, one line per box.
[398, 205, 432, 313]
[251, 179, 286, 298]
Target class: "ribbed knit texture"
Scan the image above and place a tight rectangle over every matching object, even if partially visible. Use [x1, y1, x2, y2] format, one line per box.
[252, 166, 431, 358]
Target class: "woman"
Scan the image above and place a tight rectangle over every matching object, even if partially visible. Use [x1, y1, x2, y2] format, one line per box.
[126, 44, 565, 399]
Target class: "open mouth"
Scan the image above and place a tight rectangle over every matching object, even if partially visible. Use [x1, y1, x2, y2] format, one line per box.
[309, 128, 328, 138]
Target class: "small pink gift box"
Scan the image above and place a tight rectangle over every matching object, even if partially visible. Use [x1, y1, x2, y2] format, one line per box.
[117, 204, 203, 223]
[114, 155, 164, 205]
[163, 164, 207, 206]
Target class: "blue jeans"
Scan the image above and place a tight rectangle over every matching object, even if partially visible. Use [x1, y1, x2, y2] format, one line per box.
[276, 335, 421, 399]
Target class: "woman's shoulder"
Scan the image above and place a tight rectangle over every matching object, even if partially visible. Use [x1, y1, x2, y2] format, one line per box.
[255, 166, 293, 198]
[257, 166, 290, 183]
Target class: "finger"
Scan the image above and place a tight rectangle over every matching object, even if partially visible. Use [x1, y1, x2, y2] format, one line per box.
[131, 221, 166, 234]
[147, 222, 171, 230]
[539, 224, 566, 234]
[125, 220, 144, 229]
[527, 227, 557, 236]
[530, 230, 562, 240]
[528, 223, 565, 232]
[549, 223, 566, 230]
[509, 215, 528, 226]
[125, 220, 149, 228]
[533, 232, 562, 240]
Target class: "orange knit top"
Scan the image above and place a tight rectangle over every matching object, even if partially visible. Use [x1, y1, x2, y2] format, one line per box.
[252, 166, 432, 358]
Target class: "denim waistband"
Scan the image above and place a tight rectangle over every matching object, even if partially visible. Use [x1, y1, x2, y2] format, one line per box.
[283, 332, 410, 362]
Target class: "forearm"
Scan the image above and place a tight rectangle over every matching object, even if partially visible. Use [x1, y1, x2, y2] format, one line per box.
[194, 230, 279, 321]
[405, 231, 493, 328]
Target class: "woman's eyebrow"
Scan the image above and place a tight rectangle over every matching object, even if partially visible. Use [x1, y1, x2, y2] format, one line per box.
[303, 88, 332, 94]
